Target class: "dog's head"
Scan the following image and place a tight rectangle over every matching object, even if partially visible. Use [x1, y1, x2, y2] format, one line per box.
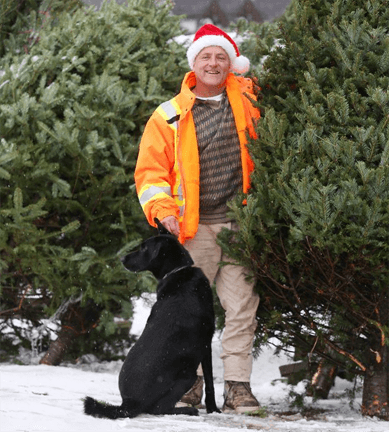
[122, 218, 194, 280]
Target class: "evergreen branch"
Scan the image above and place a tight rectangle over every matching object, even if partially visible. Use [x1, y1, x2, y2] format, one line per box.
[302, 241, 380, 311]
[320, 334, 367, 372]
[0, 283, 31, 317]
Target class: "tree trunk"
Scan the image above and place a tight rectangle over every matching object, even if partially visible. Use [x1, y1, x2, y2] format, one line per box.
[39, 301, 101, 366]
[361, 292, 389, 421]
[309, 360, 337, 399]
[39, 325, 79, 366]
[361, 353, 388, 420]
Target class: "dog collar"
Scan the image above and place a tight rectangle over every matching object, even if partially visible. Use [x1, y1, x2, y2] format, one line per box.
[162, 265, 191, 280]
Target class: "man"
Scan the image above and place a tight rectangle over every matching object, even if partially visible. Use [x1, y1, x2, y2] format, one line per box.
[134, 24, 260, 413]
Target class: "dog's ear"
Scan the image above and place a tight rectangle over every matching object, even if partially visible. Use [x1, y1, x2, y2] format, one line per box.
[154, 218, 172, 236]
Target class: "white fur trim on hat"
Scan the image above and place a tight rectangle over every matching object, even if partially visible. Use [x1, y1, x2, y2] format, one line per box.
[187, 34, 237, 70]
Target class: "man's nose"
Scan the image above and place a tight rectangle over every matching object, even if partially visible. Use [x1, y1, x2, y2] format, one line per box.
[208, 55, 218, 66]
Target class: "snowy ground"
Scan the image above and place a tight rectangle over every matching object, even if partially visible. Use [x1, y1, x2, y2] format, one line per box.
[1, 295, 387, 432]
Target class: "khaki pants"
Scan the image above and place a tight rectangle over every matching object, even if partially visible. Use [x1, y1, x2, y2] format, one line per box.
[184, 223, 259, 382]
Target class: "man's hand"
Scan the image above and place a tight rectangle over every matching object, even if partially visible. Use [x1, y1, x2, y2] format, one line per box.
[161, 216, 180, 237]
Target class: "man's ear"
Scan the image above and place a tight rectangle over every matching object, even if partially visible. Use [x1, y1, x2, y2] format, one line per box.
[154, 218, 172, 236]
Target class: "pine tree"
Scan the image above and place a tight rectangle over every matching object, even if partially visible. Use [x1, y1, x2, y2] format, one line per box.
[220, 0, 389, 419]
[0, 0, 187, 363]
[0, 0, 84, 57]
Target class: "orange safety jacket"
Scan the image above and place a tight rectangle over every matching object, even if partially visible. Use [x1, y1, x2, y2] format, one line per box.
[135, 71, 260, 244]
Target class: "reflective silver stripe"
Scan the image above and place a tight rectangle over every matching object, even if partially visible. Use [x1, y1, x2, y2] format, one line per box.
[159, 100, 179, 131]
[177, 184, 183, 201]
[156, 98, 185, 220]
[139, 185, 172, 206]
[160, 100, 178, 121]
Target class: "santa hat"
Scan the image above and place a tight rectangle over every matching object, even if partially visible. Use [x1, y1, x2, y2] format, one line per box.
[187, 24, 250, 75]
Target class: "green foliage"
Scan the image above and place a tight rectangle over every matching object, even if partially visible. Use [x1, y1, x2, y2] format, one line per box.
[0, 0, 41, 57]
[231, 17, 279, 77]
[221, 0, 389, 381]
[0, 0, 187, 360]
[245, 406, 268, 417]
[0, 0, 84, 57]
[287, 386, 306, 409]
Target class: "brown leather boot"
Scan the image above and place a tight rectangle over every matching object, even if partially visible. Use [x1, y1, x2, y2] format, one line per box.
[176, 376, 204, 407]
[222, 381, 260, 413]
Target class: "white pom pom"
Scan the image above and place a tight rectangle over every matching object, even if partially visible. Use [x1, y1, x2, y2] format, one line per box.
[232, 55, 250, 74]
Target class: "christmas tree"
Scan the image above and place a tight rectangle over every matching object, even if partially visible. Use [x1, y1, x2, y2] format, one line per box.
[220, 0, 389, 419]
[0, 0, 187, 364]
[0, 0, 84, 57]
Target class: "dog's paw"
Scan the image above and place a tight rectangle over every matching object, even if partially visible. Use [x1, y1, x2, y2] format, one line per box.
[187, 407, 199, 416]
[206, 405, 221, 414]
[173, 406, 199, 416]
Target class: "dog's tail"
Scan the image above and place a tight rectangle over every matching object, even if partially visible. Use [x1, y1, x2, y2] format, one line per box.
[84, 396, 139, 419]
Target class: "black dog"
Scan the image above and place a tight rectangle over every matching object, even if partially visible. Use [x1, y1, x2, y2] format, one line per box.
[84, 218, 220, 419]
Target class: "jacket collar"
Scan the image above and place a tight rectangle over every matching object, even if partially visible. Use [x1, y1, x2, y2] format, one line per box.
[177, 71, 239, 118]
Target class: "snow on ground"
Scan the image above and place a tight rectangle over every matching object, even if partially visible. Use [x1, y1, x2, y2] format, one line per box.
[1, 294, 387, 432]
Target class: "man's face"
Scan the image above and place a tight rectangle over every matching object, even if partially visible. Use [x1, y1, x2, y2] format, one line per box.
[193, 46, 231, 94]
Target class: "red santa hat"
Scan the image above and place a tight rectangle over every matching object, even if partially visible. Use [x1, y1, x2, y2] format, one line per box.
[187, 24, 250, 74]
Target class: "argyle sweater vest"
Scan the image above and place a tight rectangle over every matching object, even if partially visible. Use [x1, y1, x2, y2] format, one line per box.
[192, 92, 243, 224]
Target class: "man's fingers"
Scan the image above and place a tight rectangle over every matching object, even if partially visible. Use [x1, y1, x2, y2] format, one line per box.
[161, 216, 180, 237]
